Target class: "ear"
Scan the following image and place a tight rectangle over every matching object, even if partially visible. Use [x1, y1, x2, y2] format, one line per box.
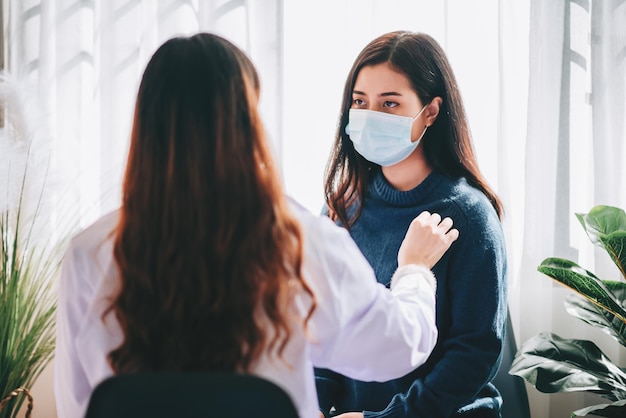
[425, 97, 442, 127]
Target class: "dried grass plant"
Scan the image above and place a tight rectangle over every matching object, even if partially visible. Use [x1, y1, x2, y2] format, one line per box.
[0, 73, 75, 418]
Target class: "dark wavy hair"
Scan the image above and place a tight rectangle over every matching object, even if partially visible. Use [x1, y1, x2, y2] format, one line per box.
[108, 33, 315, 373]
[324, 31, 503, 227]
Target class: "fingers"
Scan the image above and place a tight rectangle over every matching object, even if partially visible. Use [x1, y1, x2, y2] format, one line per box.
[445, 225, 460, 242]
[415, 211, 458, 241]
[415, 210, 433, 223]
[439, 216, 453, 231]
[398, 211, 459, 269]
[437, 217, 459, 244]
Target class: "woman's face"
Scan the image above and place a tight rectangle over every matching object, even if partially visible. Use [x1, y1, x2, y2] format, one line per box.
[351, 62, 426, 142]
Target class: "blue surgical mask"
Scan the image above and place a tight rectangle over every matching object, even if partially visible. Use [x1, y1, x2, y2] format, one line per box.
[346, 106, 428, 166]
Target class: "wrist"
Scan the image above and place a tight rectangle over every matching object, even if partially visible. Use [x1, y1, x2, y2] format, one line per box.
[390, 264, 436, 292]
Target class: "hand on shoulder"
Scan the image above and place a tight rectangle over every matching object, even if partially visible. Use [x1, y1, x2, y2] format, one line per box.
[398, 211, 459, 269]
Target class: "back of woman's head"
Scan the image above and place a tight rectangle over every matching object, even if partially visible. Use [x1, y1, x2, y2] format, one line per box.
[109, 32, 313, 373]
[326, 31, 502, 224]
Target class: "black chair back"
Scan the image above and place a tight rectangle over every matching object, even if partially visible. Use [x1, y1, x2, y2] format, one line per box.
[493, 309, 531, 418]
[84, 372, 299, 418]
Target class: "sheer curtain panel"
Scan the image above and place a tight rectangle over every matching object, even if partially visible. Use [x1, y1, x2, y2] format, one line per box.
[3, 0, 280, 228]
[521, 0, 626, 415]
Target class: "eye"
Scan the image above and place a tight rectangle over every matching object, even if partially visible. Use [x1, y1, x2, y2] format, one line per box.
[352, 97, 366, 107]
[383, 100, 399, 108]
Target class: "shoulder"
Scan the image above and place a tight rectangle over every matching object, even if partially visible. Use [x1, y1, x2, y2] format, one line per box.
[64, 209, 119, 270]
[68, 210, 119, 250]
[286, 195, 364, 275]
[286, 196, 341, 239]
[433, 177, 504, 253]
[59, 209, 121, 314]
[438, 177, 500, 226]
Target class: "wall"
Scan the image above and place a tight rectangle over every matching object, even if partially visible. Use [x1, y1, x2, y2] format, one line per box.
[19, 361, 56, 418]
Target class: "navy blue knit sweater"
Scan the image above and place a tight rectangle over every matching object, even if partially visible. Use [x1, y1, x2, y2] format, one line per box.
[315, 169, 508, 418]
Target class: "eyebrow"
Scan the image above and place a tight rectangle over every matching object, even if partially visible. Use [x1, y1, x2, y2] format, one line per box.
[353, 90, 403, 97]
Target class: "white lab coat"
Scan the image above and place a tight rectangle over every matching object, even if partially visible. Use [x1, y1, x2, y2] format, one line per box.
[54, 199, 438, 418]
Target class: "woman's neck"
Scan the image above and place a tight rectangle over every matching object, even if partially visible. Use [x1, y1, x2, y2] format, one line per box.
[381, 148, 432, 191]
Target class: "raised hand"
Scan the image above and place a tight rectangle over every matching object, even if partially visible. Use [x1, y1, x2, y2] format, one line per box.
[398, 211, 459, 269]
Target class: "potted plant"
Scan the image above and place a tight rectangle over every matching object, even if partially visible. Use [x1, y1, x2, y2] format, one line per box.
[0, 75, 72, 418]
[510, 205, 626, 417]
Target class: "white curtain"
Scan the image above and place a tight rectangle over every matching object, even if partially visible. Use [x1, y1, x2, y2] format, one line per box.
[4, 1, 626, 417]
[3, 0, 281, 228]
[520, 0, 626, 415]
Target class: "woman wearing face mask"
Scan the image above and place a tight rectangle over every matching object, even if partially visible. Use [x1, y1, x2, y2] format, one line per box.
[315, 31, 508, 418]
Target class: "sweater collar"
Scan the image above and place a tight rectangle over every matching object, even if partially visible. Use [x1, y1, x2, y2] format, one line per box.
[371, 169, 445, 207]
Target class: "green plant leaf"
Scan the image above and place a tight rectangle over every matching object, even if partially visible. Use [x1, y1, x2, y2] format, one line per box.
[0, 78, 80, 418]
[603, 280, 626, 307]
[0, 154, 74, 418]
[538, 258, 626, 324]
[564, 283, 626, 348]
[576, 206, 626, 279]
[509, 332, 626, 401]
[521, 205, 626, 416]
[572, 400, 626, 417]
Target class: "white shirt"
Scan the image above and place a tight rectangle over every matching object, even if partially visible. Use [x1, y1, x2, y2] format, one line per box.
[54, 200, 438, 418]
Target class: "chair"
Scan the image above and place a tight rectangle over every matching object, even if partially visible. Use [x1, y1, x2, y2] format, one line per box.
[84, 372, 299, 418]
[493, 309, 531, 418]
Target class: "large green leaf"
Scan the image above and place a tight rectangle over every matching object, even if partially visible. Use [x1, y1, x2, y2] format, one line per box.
[538, 258, 626, 324]
[572, 400, 626, 417]
[509, 332, 626, 401]
[564, 281, 626, 348]
[603, 280, 626, 307]
[576, 206, 626, 279]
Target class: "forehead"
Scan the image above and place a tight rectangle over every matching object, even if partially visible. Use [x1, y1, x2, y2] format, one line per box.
[353, 62, 414, 94]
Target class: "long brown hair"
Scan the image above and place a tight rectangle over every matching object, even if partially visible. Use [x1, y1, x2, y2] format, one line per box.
[108, 33, 314, 373]
[324, 31, 503, 227]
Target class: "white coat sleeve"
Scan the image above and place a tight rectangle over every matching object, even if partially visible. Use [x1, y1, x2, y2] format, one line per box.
[54, 241, 93, 418]
[295, 207, 438, 382]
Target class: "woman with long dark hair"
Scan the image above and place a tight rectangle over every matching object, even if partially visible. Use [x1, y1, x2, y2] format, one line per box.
[316, 31, 507, 417]
[54, 32, 458, 418]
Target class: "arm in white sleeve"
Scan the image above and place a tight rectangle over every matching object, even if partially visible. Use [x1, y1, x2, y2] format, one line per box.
[54, 242, 92, 418]
[294, 205, 437, 382]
